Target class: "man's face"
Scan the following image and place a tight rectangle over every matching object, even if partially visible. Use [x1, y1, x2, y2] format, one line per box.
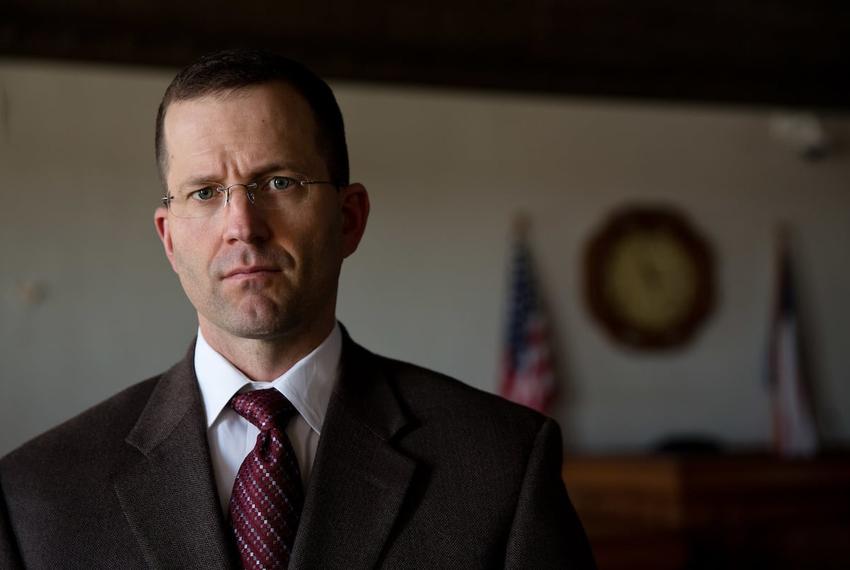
[154, 82, 368, 345]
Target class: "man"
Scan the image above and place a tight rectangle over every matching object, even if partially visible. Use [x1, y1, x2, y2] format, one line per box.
[0, 49, 594, 569]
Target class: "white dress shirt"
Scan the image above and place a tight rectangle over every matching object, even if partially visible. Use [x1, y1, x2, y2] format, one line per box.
[194, 323, 341, 513]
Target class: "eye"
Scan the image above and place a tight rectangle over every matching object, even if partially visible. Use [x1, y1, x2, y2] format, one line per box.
[266, 176, 298, 192]
[188, 186, 220, 201]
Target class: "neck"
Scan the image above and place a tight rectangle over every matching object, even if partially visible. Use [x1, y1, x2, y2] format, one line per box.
[199, 317, 336, 382]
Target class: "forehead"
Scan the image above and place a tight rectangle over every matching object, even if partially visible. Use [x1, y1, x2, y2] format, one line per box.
[163, 82, 324, 183]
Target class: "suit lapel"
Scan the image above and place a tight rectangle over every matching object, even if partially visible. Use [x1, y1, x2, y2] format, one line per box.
[113, 348, 238, 569]
[290, 336, 417, 569]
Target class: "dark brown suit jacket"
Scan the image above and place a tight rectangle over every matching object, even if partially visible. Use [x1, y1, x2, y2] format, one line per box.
[0, 333, 594, 569]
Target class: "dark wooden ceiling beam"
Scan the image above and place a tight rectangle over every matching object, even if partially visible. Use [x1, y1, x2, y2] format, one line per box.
[2, 0, 848, 108]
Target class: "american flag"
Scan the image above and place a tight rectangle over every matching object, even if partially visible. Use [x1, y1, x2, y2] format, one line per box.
[499, 236, 556, 414]
[768, 233, 818, 457]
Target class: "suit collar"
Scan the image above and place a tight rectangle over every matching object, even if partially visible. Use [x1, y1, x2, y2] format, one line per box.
[115, 344, 239, 569]
[330, 328, 410, 441]
[124, 347, 199, 455]
[113, 330, 418, 569]
[290, 331, 418, 568]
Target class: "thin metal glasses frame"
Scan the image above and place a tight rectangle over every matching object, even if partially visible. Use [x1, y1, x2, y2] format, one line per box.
[161, 176, 337, 218]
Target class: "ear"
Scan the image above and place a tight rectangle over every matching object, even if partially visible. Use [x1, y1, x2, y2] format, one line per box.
[339, 183, 370, 258]
[154, 206, 178, 272]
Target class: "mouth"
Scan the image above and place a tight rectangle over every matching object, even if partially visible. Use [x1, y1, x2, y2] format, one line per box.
[223, 266, 281, 281]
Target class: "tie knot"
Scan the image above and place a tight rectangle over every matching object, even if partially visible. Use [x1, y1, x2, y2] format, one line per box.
[230, 389, 297, 431]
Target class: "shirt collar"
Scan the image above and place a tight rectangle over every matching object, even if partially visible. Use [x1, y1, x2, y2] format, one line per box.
[194, 322, 341, 434]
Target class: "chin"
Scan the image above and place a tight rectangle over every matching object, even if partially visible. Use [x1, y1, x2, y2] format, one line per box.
[219, 315, 293, 340]
[203, 296, 289, 338]
[231, 309, 290, 338]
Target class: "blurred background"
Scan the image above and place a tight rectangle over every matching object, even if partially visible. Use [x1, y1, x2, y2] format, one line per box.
[2, 1, 849, 568]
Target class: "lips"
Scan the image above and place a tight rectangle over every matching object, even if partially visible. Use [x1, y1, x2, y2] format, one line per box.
[223, 266, 280, 279]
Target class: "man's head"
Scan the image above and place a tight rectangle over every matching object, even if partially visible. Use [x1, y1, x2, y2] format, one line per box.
[153, 49, 368, 359]
[155, 48, 349, 187]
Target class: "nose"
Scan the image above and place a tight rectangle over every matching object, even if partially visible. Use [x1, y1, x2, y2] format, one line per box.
[221, 185, 271, 244]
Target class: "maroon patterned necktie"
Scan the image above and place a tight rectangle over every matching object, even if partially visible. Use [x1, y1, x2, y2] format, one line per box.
[229, 389, 304, 569]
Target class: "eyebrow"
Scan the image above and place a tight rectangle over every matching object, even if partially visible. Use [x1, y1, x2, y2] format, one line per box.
[180, 162, 304, 188]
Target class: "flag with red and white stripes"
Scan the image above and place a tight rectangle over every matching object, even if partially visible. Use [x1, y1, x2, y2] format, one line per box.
[499, 236, 556, 414]
[768, 234, 818, 457]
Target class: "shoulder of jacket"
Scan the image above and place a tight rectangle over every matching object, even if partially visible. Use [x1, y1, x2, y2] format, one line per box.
[0, 374, 161, 472]
[368, 350, 548, 432]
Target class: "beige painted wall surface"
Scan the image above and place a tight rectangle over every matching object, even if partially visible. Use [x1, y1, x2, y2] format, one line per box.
[1, 60, 848, 456]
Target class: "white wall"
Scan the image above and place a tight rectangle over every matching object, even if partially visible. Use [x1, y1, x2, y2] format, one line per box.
[2, 60, 848, 456]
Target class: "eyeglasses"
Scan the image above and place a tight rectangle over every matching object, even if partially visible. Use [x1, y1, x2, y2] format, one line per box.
[161, 175, 337, 219]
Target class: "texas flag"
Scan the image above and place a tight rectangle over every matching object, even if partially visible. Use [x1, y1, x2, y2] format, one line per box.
[768, 232, 818, 457]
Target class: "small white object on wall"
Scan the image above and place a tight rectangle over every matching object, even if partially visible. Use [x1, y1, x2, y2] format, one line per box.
[769, 112, 832, 160]
[16, 280, 48, 307]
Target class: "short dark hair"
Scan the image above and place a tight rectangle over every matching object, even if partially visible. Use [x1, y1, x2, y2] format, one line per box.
[155, 48, 349, 186]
